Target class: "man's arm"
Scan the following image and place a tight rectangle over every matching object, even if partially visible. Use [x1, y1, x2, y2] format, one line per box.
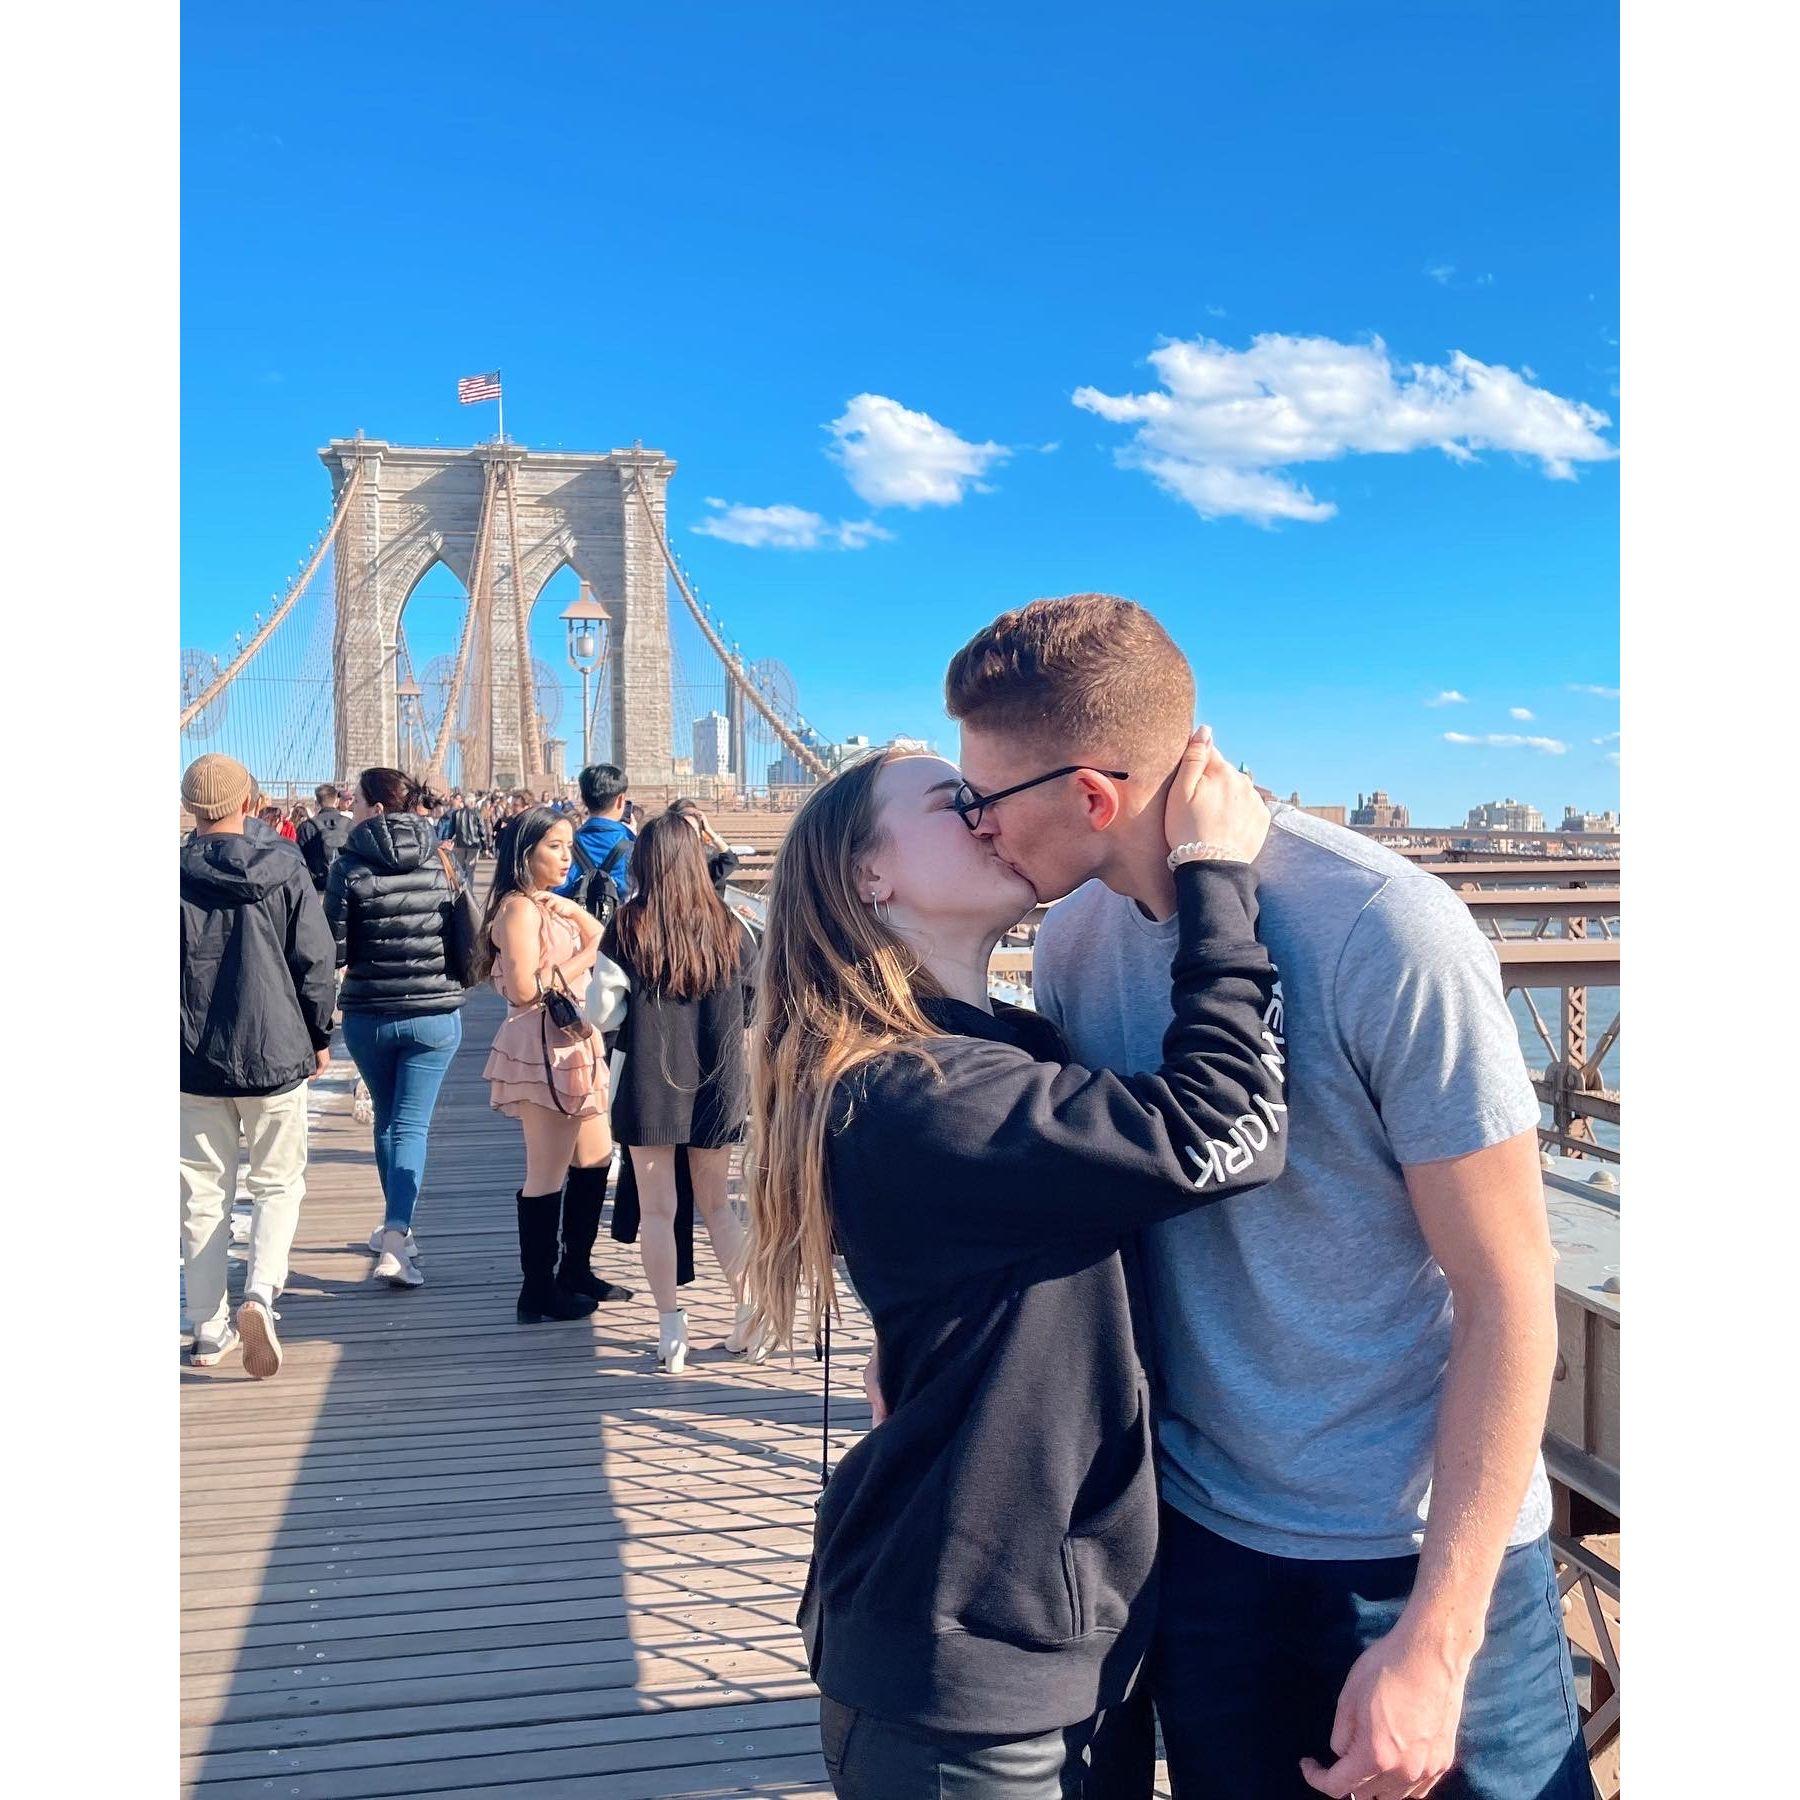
[1302, 1126, 1557, 1797]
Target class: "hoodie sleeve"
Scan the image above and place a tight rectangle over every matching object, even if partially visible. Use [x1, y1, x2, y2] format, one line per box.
[285, 872, 339, 1050]
[842, 863, 1286, 1259]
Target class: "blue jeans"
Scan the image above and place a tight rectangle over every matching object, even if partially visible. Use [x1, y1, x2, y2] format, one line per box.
[1150, 1508, 1589, 1800]
[341, 1009, 463, 1231]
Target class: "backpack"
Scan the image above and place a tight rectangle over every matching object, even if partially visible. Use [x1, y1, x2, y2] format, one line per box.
[568, 832, 630, 930]
[300, 809, 351, 888]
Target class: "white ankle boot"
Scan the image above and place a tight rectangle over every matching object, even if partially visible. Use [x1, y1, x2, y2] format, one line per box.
[657, 1308, 689, 1373]
[724, 1300, 767, 1362]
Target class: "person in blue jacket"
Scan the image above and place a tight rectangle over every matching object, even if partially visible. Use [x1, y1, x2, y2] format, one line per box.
[555, 763, 634, 902]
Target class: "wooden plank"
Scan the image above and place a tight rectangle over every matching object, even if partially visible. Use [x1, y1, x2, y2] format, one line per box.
[182, 984, 860, 1798]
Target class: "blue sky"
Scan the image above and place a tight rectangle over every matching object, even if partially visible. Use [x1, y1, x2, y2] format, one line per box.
[182, 0, 1618, 822]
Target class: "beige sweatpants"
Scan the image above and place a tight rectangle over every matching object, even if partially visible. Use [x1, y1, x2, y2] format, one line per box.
[179, 1085, 309, 1340]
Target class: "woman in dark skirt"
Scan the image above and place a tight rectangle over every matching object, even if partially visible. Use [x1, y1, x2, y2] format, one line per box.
[603, 811, 758, 1372]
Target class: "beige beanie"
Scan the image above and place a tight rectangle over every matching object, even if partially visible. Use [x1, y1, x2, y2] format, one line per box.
[182, 753, 255, 822]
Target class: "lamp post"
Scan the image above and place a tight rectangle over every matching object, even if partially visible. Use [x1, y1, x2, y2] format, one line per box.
[560, 583, 612, 768]
[396, 672, 423, 770]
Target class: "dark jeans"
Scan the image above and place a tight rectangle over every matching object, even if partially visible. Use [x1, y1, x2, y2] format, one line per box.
[820, 1697, 1099, 1798]
[341, 1009, 462, 1230]
[1150, 1507, 1590, 1800]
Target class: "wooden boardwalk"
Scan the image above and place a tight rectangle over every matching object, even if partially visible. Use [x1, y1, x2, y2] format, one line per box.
[180, 984, 872, 1798]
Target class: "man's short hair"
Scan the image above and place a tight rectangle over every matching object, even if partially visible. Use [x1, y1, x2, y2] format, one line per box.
[945, 594, 1195, 767]
[578, 763, 629, 812]
[314, 783, 340, 808]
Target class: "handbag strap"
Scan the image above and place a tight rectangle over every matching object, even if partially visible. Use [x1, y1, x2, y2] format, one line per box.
[435, 842, 464, 892]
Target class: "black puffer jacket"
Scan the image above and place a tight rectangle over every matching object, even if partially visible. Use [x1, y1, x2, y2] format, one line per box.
[324, 813, 465, 1016]
[181, 833, 337, 1096]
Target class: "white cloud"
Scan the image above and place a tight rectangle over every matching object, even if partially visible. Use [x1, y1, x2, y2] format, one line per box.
[1605, 750, 1620, 767]
[1426, 263, 1456, 285]
[1509, 706, 1535, 721]
[1476, 272, 1495, 287]
[1443, 731, 1569, 755]
[826, 393, 1009, 508]
[1568, 682, 1620, 698]
[1036, 441, 1062, 454]
[1205, 303, 1228, 317]
[1071, 332, 1618, 525]
[1426, 689, 1470, 707]
[692, 499, 891, 551]
[1592, 731, 1620, 745]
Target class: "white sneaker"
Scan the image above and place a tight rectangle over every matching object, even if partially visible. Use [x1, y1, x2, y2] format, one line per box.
[723, 1301, 768, 1362]
[367, 1226, 422, 1261]
[236, 1297, 283, 1380]
[657, 1308, 690, 1374]
[374, 1228, 425, 1289]
[189, 1324, 240, 1368]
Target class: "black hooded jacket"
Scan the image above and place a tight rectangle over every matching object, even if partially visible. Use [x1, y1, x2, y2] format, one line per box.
[180, 832, 337, 1097]
[295, 807, 353, 890]
[801, 861, 1287, 1737]
[324, 812, 465, 1016]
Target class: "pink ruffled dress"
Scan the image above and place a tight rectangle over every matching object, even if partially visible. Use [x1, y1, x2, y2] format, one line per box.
[482, 897, 608, 1120]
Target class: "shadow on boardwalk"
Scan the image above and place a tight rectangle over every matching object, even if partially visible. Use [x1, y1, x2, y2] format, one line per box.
[180, 984, 870, 1798]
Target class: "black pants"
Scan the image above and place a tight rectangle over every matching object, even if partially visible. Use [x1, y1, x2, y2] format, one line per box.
[820, 1697, 1104, 1798]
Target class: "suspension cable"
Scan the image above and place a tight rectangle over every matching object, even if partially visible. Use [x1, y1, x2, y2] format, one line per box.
[627, 474, 831, 780]
[180, 463, 363, 731]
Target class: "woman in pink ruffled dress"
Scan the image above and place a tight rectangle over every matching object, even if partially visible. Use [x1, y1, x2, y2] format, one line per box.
[474, 807, 631, 1323]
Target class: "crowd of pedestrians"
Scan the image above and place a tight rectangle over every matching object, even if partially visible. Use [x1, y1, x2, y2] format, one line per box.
[179, 592, 1590, 1798]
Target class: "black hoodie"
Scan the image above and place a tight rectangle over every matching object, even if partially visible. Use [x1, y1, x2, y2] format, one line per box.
[180, 832, 337, 1097]
[801, 861, 1286, 1737]
[324, 813, 464, 1016]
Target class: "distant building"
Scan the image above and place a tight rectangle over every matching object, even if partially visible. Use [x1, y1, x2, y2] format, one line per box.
[768, 754, 813, 788]
[1560, 806, 1620, 834]
[1286, 790, 1347, 826]
[1351, 790, 1410, 829]
[692, 711, 731, 777]
[542, 738, 567, 785]
[1467, 798, 1546, 833]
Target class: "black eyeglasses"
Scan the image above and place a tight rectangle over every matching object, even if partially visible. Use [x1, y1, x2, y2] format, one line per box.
[951, 766, 1131, 832]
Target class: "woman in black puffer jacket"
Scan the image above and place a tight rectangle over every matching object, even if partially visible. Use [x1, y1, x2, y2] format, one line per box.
[326, 767, 466, 1291]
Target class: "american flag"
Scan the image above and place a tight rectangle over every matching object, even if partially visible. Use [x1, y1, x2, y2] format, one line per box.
[457, 371, 502, 404]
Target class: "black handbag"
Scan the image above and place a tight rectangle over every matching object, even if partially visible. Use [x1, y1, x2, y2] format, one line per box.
[435, 845, 482, 988]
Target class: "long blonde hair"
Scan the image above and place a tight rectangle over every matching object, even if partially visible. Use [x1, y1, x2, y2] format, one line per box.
[744, 750, 946, 1353]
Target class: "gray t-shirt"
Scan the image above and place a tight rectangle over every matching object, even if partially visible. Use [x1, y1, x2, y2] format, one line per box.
[1034, 805, 1549, 1560]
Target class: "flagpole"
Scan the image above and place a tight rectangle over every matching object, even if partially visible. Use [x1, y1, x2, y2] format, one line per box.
[497, 372, 504, 446]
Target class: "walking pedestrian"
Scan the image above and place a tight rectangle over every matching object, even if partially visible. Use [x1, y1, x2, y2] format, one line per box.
[326, 767, 467, 1289]
[296, 783, 353, 893]
[180, 754, 337, 1377]
[475, 807, 632, 1323]
[443, 788, 492, 886]
[603, 812, 758, 1372]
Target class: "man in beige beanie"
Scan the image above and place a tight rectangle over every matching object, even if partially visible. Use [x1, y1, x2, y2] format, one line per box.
[179, 755, 336, 1377]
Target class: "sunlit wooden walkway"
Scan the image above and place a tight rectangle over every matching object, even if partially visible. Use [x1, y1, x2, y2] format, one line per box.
[180, 983, 872, 1798]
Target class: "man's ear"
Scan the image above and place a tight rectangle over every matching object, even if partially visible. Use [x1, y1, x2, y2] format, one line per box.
[1071, 771, 1126, 832]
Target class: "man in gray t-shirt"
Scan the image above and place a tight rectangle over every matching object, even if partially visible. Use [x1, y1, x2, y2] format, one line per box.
[1035, 809, 1551, 1561]
[945, 595, 1587, 1800]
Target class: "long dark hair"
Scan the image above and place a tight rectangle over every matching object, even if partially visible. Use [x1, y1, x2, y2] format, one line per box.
[604, 811, 742, 1002]
[470, 806, 567, 983]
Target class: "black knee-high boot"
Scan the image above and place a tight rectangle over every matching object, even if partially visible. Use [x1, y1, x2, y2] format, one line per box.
[559, 1164, 635, 1302]
[516, 1190, 599, 1323]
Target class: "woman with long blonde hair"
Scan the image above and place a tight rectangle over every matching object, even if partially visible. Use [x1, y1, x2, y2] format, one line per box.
[743, 736, 1286, 1796]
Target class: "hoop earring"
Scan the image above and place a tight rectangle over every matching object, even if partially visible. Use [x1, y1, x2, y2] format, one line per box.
[872, 896, 891, 926]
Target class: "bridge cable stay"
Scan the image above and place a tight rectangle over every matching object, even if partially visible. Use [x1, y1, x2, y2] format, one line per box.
[503, 466, 542, 783]
[180, 463, 364, 733]
[425, 457, 502, 789]
[628, 474, 832, 781]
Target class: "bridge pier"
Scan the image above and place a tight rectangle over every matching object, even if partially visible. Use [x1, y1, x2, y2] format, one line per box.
[320, 439, 677, 789]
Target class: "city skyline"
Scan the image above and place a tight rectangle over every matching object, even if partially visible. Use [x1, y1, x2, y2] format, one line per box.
[181, 3, 1619, 820]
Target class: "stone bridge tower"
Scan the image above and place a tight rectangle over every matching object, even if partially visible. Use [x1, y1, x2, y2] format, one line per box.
[320, 438, 676, 787]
